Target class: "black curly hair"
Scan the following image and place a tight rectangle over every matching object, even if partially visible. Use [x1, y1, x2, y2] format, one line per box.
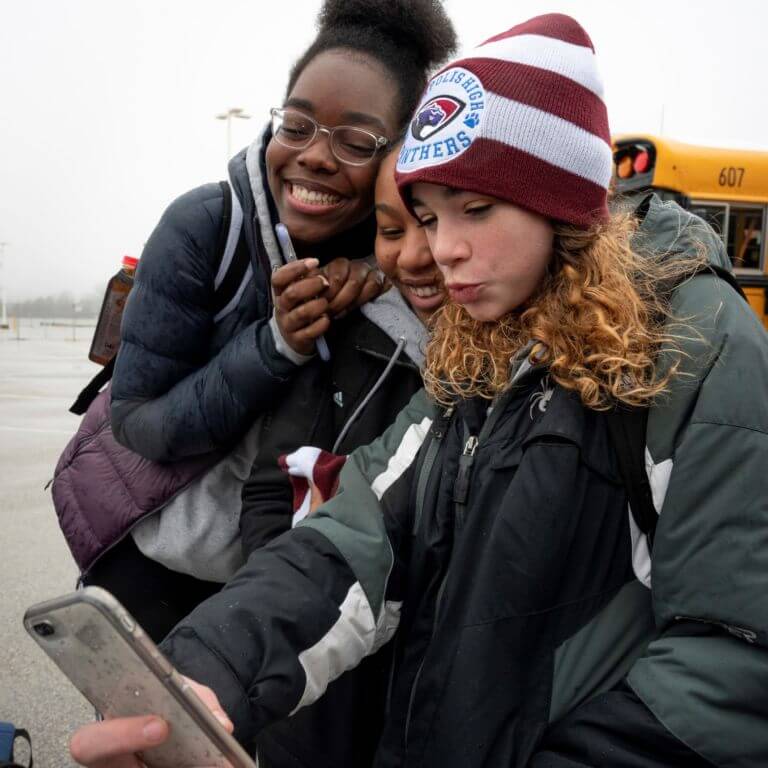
[287, 0, 457, 132]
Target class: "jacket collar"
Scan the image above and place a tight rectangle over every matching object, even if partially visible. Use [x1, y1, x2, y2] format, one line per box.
[244, 124, 284, 271]
[626, 192, 730, 271]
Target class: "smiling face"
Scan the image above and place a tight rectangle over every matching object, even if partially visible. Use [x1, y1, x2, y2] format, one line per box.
[374, 152, 444, 323]
[266, 50, 399, 253]
[411, 183, 554, 323]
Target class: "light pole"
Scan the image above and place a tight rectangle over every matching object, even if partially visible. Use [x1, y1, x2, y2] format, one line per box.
[215, 107, 251, 163]
[0, 241, 8, 327]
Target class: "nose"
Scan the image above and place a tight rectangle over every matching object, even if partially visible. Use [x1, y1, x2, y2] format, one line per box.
[296, 128, 338, 173]
[399, 227, 436, 274]
[429, 222, 470, 268]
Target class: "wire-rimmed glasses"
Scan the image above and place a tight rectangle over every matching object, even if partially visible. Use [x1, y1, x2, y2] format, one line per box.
[270, 107, 389, 167]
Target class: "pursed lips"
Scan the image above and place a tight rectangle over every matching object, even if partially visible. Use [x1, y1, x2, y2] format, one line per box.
[446, 281, 484, 303]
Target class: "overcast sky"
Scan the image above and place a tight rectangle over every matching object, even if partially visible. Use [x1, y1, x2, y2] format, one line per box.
[1, 0, 766, 301]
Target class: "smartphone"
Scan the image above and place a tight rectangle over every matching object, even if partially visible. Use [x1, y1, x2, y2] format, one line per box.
[23, 587, 256, 768]
[275, 222, 331, 361]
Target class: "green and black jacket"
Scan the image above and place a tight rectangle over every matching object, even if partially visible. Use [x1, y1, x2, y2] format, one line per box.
[163, 196, 768, 767]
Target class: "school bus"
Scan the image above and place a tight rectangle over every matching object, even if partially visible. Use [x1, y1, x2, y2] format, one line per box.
[612, 134, 768, 327]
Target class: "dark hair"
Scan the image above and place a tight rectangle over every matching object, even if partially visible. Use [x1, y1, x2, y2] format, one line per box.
[287, 0, 457, 131]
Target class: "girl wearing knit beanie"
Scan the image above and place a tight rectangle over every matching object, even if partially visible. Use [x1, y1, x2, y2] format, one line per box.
[387, 13, 768, 767]
[396, 13, 694, 410]
[69, 14, 768, 768]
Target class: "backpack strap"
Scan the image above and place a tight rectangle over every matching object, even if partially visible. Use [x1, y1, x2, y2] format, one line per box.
[604, 261, 749, 551]
[214, 179, 233, 272]
[212, 180, 250, 321]
[605, 406, 658, 550]
[699, 263, 749, 302]
[69, 356, 115, 415]
[69, 181, 247, 414]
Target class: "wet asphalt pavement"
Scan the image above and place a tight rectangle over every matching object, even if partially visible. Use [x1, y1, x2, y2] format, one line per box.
[1, 323, 99, 766]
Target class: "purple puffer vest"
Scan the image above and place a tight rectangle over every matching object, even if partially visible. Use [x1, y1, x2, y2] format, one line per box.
[52, 386, 221, 574]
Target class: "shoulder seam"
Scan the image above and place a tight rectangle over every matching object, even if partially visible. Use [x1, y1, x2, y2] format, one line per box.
[689, 419, 768, 437]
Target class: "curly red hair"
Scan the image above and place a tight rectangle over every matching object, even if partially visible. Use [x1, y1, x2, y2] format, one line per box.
[424, 210, 706, 409]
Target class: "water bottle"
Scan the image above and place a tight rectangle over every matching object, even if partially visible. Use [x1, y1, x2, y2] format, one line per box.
[88, 255, 138, 365]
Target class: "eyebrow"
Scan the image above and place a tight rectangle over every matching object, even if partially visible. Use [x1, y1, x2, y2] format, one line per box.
[284, 97, 315, 113]
[341, 111, 388, 134]
[283, 99, 387, 134]
[374, 202, 401, 216]
[412, 187, 464, 207]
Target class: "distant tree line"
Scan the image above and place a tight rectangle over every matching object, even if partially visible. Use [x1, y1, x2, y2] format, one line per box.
[8, 289, 102, 318]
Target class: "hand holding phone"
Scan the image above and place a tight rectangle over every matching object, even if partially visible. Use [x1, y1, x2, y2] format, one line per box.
[24, 587, 255, 768]
[69, 684, 228, 768]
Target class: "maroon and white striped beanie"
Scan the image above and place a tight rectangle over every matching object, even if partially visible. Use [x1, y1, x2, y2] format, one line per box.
[395, 14, 611, 228]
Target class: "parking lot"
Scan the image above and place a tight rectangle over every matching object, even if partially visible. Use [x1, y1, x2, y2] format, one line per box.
[0, 321, 99, 766]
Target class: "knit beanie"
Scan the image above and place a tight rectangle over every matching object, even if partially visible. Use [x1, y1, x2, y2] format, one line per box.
[395, 14, 612, 228]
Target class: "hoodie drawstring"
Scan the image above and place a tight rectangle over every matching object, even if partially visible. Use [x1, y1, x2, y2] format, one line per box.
[332, 336, 407, 454]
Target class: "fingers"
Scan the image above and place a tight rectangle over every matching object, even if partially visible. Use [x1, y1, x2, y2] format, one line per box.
[355, 269, 389, 309]
[325, 261, 375, 316]
[275, 276, 330, 314]
[273, 260, 331, 356]
[326, 274, 366, 316]
[273, 258, 384, 355]
[320, 258, 352, 303]
[309, 483, 325, 514]
[328, 263, 389, 317]
[290, 314, 331, 346]
[70, 716, 168, 767]
[279, 297, 330, 334]
[271, 259, 320, 295]
[183, 677, 234, 734]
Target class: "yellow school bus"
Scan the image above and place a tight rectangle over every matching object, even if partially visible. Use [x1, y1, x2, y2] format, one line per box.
[612, 134, 768, 327]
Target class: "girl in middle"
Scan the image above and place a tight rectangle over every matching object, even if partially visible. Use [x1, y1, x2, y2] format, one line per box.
[239, 144, 444, 768]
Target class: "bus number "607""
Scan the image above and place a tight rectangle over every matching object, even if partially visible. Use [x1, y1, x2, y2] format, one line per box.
[718, 167, 745, 187]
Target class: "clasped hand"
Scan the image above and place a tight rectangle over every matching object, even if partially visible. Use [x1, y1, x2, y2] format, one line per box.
[272, 257, 387, 356]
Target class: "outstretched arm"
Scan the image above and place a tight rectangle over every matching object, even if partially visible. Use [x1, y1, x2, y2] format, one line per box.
[161, 389, 435, 745]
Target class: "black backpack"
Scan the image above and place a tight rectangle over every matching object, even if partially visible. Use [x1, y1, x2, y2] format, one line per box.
[606, 264, 748, 550]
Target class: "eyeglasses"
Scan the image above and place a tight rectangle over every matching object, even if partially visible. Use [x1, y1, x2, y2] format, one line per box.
[270, 107, 389, 167]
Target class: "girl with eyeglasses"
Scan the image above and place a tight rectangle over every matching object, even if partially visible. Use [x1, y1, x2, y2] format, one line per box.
[62, 1, 454, 765]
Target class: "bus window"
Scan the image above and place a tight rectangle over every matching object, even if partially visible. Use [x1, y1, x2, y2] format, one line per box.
[690, 203, 727, 238]
[727, 207, 764, 270]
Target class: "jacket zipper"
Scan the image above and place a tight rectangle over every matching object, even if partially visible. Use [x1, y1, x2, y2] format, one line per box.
[404, 431, 480, 748]
[412, 408, 452, 535]
[403, 392, 516, 752]
[453, 434, 479, 530]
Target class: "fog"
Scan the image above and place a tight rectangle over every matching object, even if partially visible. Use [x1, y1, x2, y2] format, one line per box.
[1, 0, 765, 300]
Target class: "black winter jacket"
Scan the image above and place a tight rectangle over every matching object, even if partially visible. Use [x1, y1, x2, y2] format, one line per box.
[110, 129, 375, 462]
[240, 304, 423, 557]
[240, 301, 424, 768]
[110, 129, 426, 768]
[162, 372, 710, 767]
